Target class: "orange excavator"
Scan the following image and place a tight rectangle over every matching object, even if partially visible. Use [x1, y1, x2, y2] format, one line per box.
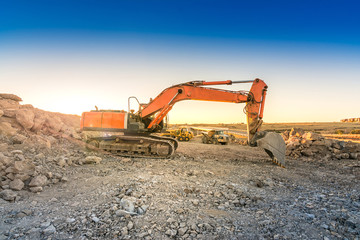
[80, 78, 286, 167]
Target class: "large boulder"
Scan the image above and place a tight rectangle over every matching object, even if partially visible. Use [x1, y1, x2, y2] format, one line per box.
[0, 94, 22, 102]
[289, 128, 305, 137]
[0, 110, 3, 117]
[303, 132, 323, 141]
[13, 160, 35, 175]
[29, 175, 48, 187]
[16, 109, 35, 130]
[0, 99, 20, 110]
[9, 179, 24, 191]
[2, 109, 17, 118]
[0, 189, 17, 201]
[0, 122, 17, 136]
[44, 115, 63, 134]
[31, 113, 47, 132]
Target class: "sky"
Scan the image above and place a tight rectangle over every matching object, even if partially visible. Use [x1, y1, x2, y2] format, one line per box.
[1, 0, 359, 123]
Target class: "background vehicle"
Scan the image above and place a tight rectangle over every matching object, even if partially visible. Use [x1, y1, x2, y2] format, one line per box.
[80, 78, 286, 167]
[202, 130, 229, 145]
[161, 127, 194, 141]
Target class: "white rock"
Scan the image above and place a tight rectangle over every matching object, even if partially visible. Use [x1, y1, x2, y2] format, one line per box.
[120, 196, 136, 213]
[92, 217, 100, 223]
[42, 225, 56, 235]
[29, 175, 48, 187]
[66, 218, 76, 223]
[82, 156, 102, 165]
[127, 221, 134, 230]
[29, 187, 43, 193]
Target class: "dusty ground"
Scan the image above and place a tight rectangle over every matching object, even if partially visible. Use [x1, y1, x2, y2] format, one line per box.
[1, 136, 359, 240]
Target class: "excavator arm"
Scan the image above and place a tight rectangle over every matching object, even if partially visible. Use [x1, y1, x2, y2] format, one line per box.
[140, 79, 266, 141]
[139, 78, 286, 167]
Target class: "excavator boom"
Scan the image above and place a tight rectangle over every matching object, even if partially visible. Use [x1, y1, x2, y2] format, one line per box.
[140, 79, 265, 139]
[139, 78, 285, 167]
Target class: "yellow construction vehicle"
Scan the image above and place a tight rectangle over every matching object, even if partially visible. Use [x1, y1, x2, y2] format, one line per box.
[202, 129, 230, 145]
[161, 127, 194, 141]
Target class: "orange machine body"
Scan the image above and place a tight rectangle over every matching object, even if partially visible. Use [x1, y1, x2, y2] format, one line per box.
[80, 112, 128, 131]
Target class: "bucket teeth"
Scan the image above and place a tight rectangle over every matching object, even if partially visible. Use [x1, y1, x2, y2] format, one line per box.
[272, 158, 285, 168]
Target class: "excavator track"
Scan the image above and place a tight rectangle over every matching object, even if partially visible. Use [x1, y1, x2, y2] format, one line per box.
[86, 135, 176, 159]
[148, 135, 179, 150]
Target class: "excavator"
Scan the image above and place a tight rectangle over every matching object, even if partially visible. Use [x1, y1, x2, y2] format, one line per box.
[80, 78, 286, 167]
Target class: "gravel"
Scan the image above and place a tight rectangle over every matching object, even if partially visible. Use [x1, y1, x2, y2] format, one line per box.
[0, 137, 359, 239]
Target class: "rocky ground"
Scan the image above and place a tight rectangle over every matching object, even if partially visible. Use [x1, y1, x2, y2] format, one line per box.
[0, 94, 359, 239]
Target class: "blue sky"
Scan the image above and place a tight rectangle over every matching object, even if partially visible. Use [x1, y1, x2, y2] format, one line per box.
[1, 0, 359, 123]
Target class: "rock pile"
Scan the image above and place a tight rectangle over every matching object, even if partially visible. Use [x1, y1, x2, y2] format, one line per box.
[0, 93, 80, 137]
[283, 128, 360, 160]
[0, 136, 90, 201]
[0, 93, 94, 201]
[341, 118, 360, 123]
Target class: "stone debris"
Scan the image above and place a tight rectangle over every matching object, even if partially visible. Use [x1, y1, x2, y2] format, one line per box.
[0, 189, 17, 201]
[81, 156, 102, 165]
[0, 93, 87, 200]
[16, 109, 35, 130]
[283, 128, 360, 160]
[341, 118, 360, 123]
[29, 175, 48, 187]
[42, 225, 56, 235]
[0, 93, 80, 137]
[9, 179, 24, 191]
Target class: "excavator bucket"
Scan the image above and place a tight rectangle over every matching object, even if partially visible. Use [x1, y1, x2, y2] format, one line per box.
[250, 131, 286, 167]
